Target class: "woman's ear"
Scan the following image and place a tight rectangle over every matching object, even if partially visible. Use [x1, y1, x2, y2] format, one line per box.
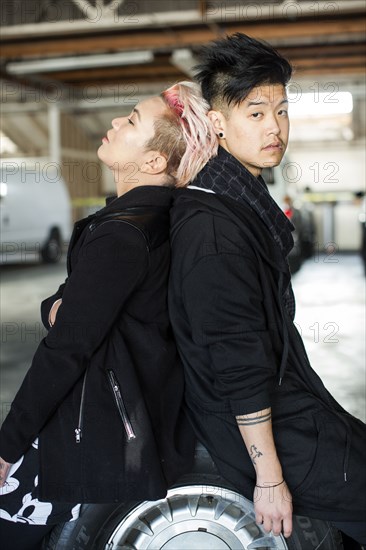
[141, 151, 168, 175]
[208, 110, 226, 137]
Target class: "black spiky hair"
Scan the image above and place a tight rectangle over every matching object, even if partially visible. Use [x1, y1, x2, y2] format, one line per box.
[194, 33, 292, 109]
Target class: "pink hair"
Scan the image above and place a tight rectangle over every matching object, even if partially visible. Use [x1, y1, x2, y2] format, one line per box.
[161, 81, 218, 187]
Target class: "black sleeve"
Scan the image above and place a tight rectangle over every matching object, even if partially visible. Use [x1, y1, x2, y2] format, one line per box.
[0, 222, 149, 463]
[40, 280, 68, 329]
[182, 252, 277, 416]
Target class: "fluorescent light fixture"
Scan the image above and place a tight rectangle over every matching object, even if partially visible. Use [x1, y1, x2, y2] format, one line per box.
[6, 51, 154, 74]
[170, 49, 198, 77]
[288, 91, 353, 117]
[0, 132, 18, 155]
[0, 183, 8, 198]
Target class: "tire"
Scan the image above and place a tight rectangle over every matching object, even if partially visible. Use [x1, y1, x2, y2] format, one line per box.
[41, 229, 62, 264]
[45, 481, 343, 550]
[287, 515, 343, 549]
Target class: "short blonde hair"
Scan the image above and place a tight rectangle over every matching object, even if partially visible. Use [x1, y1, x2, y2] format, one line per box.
[145, 81, 218, 187]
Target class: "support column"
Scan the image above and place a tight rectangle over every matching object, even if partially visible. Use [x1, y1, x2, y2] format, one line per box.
[48, 103, 61, 166]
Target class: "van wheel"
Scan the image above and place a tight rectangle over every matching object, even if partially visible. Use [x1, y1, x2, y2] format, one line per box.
[41, 230, 62, 264]
[45, 483, 343, 549]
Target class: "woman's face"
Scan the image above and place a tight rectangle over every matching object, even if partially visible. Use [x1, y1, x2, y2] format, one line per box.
[97, 96, 167, 171]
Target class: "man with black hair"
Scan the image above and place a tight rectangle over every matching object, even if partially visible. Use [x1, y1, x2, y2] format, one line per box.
[169, 33, 366, 546]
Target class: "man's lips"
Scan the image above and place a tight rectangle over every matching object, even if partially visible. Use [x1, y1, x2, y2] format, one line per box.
[262, 142, 283, 151]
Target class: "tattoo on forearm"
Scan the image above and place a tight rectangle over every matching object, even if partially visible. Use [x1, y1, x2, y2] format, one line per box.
[236, 411, 272, 426]
[249, 444, 263, 465]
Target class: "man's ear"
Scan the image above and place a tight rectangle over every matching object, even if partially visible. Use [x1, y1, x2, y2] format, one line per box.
[141, 151, 168, 175]
[208, 110, 226, 136]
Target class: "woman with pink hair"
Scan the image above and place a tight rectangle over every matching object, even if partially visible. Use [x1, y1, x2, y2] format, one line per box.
[0, 81, 217, 550]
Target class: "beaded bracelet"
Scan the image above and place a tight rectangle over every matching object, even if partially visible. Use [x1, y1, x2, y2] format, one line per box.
[255, 479, 285, 489]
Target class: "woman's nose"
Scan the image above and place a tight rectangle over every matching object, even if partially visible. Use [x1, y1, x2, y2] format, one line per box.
[111, 117, 122, 130]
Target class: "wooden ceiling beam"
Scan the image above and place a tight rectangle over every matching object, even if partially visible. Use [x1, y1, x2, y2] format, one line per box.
[227, 18, 366, 40]
[47, 56, 366, 85]
[49, 64, 183, 82]
[2, 17, 366, 58]
[2, 28, 213, 58]
[293, 55, 366, 68]
[45, 45, 366, 82]
[295, 65, 366, 75]
[61, 67, 366, 86]
[279, 43, 366, 59]
[70, 75, 181, 86]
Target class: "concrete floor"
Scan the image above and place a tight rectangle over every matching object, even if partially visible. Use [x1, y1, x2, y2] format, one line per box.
[291, 253, 366, 422]
[0, 254, 365, 424]
[0, 258, 68, 423]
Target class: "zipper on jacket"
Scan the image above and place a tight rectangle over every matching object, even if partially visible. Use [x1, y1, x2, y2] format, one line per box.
[107, 369, 136, 442]
[75, 371, 88, 443]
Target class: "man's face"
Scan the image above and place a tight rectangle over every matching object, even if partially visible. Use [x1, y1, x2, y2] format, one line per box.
[97, 96, 167, 170]
[217, 84, 289, 177]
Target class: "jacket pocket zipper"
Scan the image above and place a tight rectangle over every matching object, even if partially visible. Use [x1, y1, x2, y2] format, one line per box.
[107, 369, 136, 442]
[75, 370, 88, 443]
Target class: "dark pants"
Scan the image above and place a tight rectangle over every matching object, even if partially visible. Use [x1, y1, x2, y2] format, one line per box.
[0, 519, 54, 550]
[332, 521, 366, 548]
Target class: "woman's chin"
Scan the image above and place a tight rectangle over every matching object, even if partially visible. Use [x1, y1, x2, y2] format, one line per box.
[96, 146, 107, 164]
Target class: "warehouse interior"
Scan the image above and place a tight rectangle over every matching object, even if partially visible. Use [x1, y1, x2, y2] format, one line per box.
[1, 0, 365, 390]
[1, 2, 366, 548]
[1, 0, 365, 241]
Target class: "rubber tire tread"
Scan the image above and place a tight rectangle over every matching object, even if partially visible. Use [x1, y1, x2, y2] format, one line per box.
[45, 499, 343, 549]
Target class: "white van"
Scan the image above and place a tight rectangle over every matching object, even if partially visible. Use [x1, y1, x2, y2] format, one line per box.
[0, 159, 72, 264]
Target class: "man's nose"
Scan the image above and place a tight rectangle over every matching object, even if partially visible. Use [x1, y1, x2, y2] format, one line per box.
[266, 115, 281, 134]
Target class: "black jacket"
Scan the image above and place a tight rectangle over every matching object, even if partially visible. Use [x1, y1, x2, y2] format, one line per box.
[0, 185, 194, 503]
[168, 187, 366, 522]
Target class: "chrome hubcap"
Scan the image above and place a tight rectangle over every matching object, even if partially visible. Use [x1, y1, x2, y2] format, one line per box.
[105, 485, 287, 549]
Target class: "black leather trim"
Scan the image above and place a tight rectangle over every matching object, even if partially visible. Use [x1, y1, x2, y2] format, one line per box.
[88, 206, 170, 251]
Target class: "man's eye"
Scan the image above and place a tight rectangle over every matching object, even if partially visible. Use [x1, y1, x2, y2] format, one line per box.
[128, 118, 134, 125]
[251, 112, 261, 118]
[279, 110, 288, 116]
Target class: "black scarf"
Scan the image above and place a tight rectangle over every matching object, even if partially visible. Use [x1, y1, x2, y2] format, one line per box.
[192, 146, 294, 257]
[191, 146, 296, 318]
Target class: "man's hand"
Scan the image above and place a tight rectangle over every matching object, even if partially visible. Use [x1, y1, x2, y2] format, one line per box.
[236, 408, 293, 538]
[0, 456, 12, 488]
[254, 479, 293, 538]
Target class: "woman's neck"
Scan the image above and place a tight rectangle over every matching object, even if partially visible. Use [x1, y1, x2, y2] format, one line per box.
[113, 171, 170, 197]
